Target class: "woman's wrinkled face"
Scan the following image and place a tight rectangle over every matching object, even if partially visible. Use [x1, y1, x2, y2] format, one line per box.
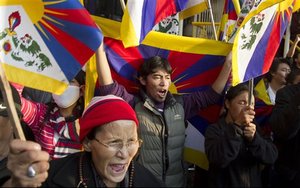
[89, 120, 139, 187]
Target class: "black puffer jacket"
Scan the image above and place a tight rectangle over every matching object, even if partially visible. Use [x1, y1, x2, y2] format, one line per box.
[205, 117, 278, 187]
[270, 83, 300, 187]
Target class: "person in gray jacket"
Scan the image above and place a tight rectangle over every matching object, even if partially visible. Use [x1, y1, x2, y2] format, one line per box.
[96, 42, 232, 187]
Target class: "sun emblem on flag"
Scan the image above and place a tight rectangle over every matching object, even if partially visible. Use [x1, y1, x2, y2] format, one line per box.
[2, 40, 12, 54]
[0, 11, 52, 72]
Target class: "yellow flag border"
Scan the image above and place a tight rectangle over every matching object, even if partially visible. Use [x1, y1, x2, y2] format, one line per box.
[232, 0, 285, 85]
[2, 64, 67, 94]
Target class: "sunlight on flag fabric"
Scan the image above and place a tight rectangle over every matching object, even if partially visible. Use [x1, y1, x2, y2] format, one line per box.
[293, 0, 300, 12]
[231, 0, 293, 86]
[179, 0, 208, 20]
[0, 0, 102, 94]
[120, 0, 207, 48]
[218, 0, 240, 42]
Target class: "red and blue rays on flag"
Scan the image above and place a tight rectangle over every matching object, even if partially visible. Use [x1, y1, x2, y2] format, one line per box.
[35, 1, 102, 82]
[253, 77, 274, 138]
[218, 0, 239, 41]
[244, 3, 293, 81]
[255, 97, 274, 137]
[121, 0, 190, 47]
[0, 0, 102, 94]
[104, 37, 226, 94]
[232, 0, 294, 85]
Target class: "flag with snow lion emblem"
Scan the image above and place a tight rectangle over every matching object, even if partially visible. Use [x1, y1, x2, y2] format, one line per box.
[0, 0, 102, 94]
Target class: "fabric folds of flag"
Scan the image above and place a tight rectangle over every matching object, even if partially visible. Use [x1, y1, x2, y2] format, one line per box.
[293, 0, 300, 12]
[120, 0, 207, 48]
[232, 0, 293, 86]
[179, 0, 208, 20]
[254, 78, 274, 137]
[0, 0, 102, 94]
[218, 0, 240, 42]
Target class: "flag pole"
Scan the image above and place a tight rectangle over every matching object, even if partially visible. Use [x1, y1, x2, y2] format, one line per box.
[207, 0, 218, 40]
[248, 78, 254, 106]
[283, 15, 292, 57]
[120, 0, 126, 11]
[0, 64, 25, 141]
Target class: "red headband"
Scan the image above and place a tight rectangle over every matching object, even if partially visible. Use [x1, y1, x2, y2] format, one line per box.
[79, 95, 138, 142]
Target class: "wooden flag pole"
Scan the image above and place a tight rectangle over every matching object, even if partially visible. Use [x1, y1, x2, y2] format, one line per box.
[207, 0, 218, 40]
[248, 78, 254, 106]
[0, 64, 25, 141]
[120, 0, 126, 11]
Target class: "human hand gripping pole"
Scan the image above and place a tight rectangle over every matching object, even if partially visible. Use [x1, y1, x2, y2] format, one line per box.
[4, 140, 50, 187]
[243, 79, 256, 141]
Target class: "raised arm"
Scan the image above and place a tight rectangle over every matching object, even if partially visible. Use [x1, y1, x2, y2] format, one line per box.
[95, 41, 135, 104]
[211, 51, 232, 94]
[96, 42, 113, 86]
[286, 34, 300, 58]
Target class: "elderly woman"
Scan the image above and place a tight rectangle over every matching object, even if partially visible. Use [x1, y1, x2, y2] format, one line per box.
[204, 83, 278, 187]
[4, 95, 163, 187]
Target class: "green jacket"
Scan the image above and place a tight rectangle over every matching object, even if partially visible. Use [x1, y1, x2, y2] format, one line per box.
[135, 90, 186, 187]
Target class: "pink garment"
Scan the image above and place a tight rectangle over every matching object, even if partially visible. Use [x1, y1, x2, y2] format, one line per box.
[13, 84, 82, 159]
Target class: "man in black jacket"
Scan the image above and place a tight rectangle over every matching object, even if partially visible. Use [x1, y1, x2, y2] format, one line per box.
[269, 83, 300, 187]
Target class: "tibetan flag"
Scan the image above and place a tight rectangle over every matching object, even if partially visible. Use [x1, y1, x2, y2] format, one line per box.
[293, 0, 300, 12]
[0, 0, 102, 94]
[218, 0, 240, 42]
[232, 0, 293, 86]
[121, 0, 207, 48]
[179, 0, 208, 20]
[227, 0, 283, 43]
[254, 78, 274, 138]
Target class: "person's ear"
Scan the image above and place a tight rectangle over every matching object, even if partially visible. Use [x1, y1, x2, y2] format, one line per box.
[271, 71, 276, 77]
[139, 77, 146, 86]
[83, 138, 92, 152]
[224, 99, 230, 110]
[80, 85, 85, 96]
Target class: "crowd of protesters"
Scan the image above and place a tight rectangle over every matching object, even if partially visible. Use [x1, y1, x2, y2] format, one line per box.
[1, 27, 300, 187]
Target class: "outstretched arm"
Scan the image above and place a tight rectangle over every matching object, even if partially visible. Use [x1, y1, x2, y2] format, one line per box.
[211, 51, 232, 94]
[95, 41, 135, 104]
[96, 42, 113, 86]
[286, 34, 300, 58]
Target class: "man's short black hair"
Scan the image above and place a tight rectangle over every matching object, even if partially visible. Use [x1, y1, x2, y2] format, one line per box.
[138, 56, 172, 79]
